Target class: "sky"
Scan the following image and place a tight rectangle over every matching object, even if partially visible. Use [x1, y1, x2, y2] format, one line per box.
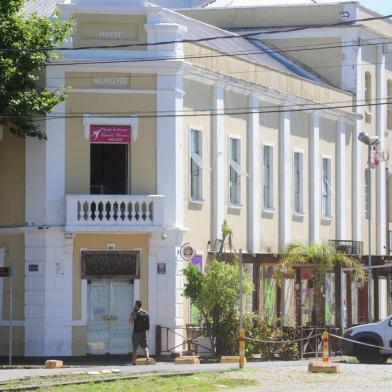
[358, 0, 392, 15]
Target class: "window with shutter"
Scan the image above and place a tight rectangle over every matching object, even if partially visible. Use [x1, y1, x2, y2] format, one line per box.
[229, 137, 241, 205]
[190, 129, 203, 201]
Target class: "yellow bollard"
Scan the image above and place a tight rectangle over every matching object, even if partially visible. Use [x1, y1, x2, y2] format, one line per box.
[308, 330, 340, 373]
[239, 329, 245, 369]
[322, 330, 330, 364]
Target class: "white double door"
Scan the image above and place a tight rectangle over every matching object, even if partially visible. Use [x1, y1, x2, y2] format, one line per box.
[87, 279, 133, 355]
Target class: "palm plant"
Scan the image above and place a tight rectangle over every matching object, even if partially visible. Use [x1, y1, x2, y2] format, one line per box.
[277, 242, 365, 327]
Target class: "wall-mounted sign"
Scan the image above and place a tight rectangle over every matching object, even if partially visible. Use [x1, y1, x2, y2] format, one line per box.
[79, 22, 138, 42]
[97, 31, 123, 39]
[157, 263, 166, 275]
[89, 125, 131, 144]
[179, 243, 196, 261]
[191, 255, 202, 272]
[28, 264, 39, 272]
[93, 76, 128, 88]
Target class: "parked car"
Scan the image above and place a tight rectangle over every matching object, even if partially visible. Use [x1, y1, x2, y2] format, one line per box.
[342, 316, 392, 364]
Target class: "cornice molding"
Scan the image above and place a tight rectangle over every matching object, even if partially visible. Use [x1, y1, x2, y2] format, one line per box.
[181, 62, 359, 124]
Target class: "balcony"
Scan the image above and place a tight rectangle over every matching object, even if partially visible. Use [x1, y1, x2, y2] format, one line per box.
[66, 195, 165, 231]
[329, 240, 363, 257]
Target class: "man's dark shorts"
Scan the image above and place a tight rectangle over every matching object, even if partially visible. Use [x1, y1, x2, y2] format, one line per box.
[132, 332, 148, 350]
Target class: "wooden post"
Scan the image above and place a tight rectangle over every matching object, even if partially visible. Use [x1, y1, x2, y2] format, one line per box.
[239, 329, 245, 369]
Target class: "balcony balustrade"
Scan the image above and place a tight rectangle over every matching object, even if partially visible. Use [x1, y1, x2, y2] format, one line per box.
[66, 194, 164, 229]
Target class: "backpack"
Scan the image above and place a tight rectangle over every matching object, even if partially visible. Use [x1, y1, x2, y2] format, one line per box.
[135, 310, 150, 332]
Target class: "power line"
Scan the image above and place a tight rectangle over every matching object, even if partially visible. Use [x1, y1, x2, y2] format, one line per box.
[1, 32, 391, 72]
[1, 99, 390, 121]
[0, 57, 390, 87]
[1, 12, 391, 53]
[13, 38, 388, 68]
[1, 96, 388, 114]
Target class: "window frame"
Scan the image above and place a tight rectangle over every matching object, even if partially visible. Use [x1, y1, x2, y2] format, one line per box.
[321, 156, 333, 218]
[293, 149, 304, 215]
[262, 143, 274, 212]
[189, 127, 204, 202]
[228, 136, 242, 206]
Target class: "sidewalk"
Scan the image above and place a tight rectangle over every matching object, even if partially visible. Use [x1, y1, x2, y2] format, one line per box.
[0, 361, 303, 382]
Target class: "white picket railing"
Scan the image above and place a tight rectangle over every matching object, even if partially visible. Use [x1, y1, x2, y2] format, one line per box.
[66, 195, 165, 227]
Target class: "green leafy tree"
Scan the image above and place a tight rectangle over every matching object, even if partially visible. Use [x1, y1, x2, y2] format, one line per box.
[0, 0, 73, 139]
[183, 259, 253, 354]
[277, 242, 365, 326]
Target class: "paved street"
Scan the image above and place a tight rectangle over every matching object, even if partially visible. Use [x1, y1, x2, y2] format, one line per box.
[231, 361, 392, 392]
[1, 359, 392, 391]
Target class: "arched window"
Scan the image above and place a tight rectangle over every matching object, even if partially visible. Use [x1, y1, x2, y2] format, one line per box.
[387, 80, 392, 130]
[365, 72, 372, 123]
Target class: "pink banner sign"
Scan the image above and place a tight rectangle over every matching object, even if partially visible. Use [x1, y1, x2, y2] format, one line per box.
[90, 125, 131, 144]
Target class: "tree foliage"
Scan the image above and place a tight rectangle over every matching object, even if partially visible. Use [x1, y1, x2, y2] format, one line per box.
[183, 259, 253, 354]
[0, 0, 73, 139]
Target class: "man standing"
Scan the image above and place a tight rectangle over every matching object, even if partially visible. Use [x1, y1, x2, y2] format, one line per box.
[129, 300, 150, 365]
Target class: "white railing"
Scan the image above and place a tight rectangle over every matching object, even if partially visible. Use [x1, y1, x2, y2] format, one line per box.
[66, 195, 165, 227]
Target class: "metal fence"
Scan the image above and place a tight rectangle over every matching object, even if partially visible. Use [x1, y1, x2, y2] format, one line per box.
[299, 326, 341, 358]
[156, 325, 342, 359]
[156, 325, 215, 357]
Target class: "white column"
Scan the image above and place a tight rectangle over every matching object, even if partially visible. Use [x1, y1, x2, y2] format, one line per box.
[376, 45, 387, 255]
[248, 95, 260, 253]
[336, 120, 347, 240]
[24, 68, 71, 356]
[156, 72, 184, 229]
[341, 34, 362, 242]
[24, 229, 72, 356]
[148, 231, 184, 356]
[25, 69, 66, 226]
[279, 107, 291, 248]
[352, 41, 362, 242]
[309, 113, 320, 243]
[212, 84, 225, 241]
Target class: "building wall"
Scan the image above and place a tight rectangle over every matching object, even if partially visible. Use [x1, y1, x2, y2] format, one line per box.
[290, 111, 310, 243]
[224, 90, 248, 250]
[319, 117, 337, 243]
[73, 13, 147, 49]
[71, 233, 149, 354]
[182, 43, 353, 111]
[0, 130, 25, 226]
[0, 234, 25, 356]
[259, 104, 280, 253]
[345, 125, 354, 240]
[65, 86, 157, 195]
[182, 78, 213, 258]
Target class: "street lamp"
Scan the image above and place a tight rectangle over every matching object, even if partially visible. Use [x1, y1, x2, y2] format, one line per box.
[358, 131, 380, 323]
